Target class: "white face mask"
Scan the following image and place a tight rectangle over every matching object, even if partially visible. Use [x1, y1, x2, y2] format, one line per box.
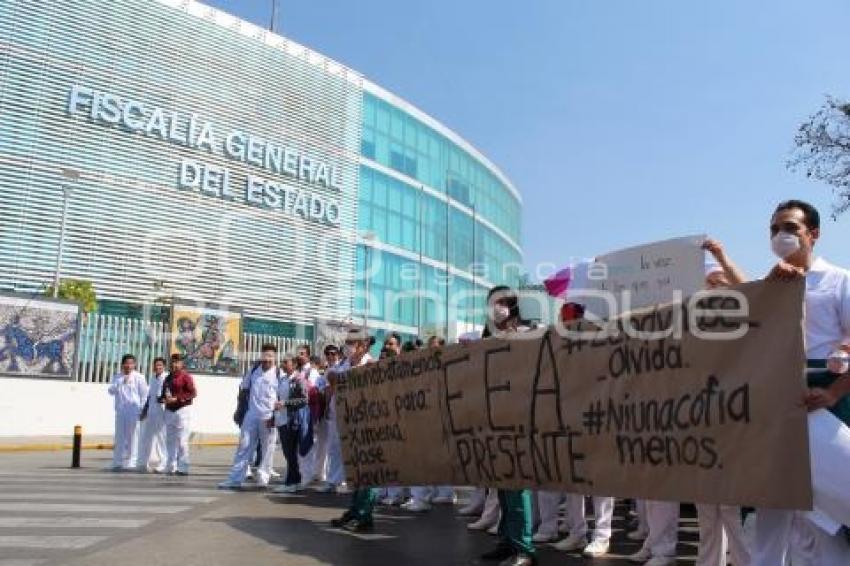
[493, 304, 511, 324]
[771, 232, 801, 260]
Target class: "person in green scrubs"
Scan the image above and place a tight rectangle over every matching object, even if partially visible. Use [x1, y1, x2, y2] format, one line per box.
[479, 286, 536, 566]
[328, 327, 376, 532]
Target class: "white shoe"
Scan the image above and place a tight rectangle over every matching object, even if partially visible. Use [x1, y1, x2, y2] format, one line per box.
[269, 469, 281, 478]
[431, 495, 456, 505]
[314, 482, 335, 493]
[380, 497, 401, 506]
[645, 557, 675, 566]
[553, 532, 587, 552]
[217, 480, 241, 490]
[486, 524, 499, 535]
[583, 539, 610, 557]
[272, 484, 299, 494]
[468, 517, 497, 531]
[335, 483, 350, 494]
[627, 529, 649, 541]
[403, 499, 432, 512]
[627, 547, 652, 563]
[532, 531, 558, 543]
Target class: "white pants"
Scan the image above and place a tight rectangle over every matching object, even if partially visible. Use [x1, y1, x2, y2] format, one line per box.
[696, 504, 750, 566]
[164, 407, 191, 473]
[641, 500, 679, 558]
[410, 486, 454, 502]
[636, 499, 650, 534]
[410, 486, 433, 503]
[565, 494, 614, 543]
[478, 488, 501, 525]
[753, 410, 850, 566]
[535, 491, 563, 537]
[112, 408, 141, 468]
[753, 510, 849, 566]
[381, 486, 406, 501]
[311, 419, 330, 482]
[227, 413, 276, 485]
[298, 422, 321, 484]
[324, 418, 345, 485]
[137, 404, 166, 471]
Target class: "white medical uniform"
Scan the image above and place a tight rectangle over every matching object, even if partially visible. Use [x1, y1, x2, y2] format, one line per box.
[564, 494, 615, 545]
[108, 370, 148, 469]
[137, 371, 168, 472]
[321, 360, 350, 487]
[225, 365, 280, 486]
[637, 500, 680, 559]
[325, 355, 371, 487]
[535, 491, 564, 538]
[696, 504, 750, 566]
[297, 363, 323, 484]
[753, 257, 850, 566]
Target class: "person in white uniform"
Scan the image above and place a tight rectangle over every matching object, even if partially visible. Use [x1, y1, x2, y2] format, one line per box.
[753, 199, 850, 566]
[218, 343, 281, 489]
[628, 501, 680, 565]
[294, 346, 323, 487]
[555, 494, 616, 557]
[136, 357, 168, 473]
[532, 491, 563, 543]
[107, 353, 148, 471]
[316, 345, 347, 493]
[696, 240, 751, 566]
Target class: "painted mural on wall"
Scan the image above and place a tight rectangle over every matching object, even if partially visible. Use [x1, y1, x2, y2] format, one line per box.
[170, 305, 241, 375]
[0, 294, 79, 378]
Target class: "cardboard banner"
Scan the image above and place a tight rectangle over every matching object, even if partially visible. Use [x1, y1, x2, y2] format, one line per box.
[335, 279, 812, 509]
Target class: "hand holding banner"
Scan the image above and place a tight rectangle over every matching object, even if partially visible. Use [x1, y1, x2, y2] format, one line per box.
[336, 279, 812, 509]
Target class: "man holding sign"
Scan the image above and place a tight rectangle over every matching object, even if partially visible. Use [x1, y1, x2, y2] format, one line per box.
[754, 200, 850, 565]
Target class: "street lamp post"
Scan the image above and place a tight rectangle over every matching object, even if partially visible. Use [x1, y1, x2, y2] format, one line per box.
[53, 169, 80, 298]
[361, 231, 376, 334]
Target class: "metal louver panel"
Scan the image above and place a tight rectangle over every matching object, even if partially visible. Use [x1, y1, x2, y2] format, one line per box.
[0, 0, 363, 326]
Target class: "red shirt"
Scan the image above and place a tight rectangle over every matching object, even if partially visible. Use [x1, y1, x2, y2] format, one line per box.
[163, 369, 197, 411]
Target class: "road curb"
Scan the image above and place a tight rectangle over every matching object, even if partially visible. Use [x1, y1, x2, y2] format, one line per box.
[0, 439, 239, 453]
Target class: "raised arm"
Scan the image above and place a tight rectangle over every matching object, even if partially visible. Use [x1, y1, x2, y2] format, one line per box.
[703, 238, 747, 285]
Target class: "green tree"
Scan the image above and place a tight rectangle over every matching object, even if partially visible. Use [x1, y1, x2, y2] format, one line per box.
[788, 96, 850, 218]
[45, 279, 98, 313]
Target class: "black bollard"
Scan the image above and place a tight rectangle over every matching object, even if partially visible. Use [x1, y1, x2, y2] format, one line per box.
[71, 425, 82, 468]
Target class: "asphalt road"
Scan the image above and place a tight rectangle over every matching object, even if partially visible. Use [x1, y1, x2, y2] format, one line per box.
[0, 447, 699, 565]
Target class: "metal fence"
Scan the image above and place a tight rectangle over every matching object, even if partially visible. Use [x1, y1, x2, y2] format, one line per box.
[76, 314, 310, 382]
[241, 333, 310, 374]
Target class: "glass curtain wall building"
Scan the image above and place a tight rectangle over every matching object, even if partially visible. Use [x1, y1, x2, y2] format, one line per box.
[0, 0, 522, 346]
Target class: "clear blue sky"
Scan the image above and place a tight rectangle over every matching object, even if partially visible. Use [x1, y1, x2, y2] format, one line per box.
[206, 0, 850, 281]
